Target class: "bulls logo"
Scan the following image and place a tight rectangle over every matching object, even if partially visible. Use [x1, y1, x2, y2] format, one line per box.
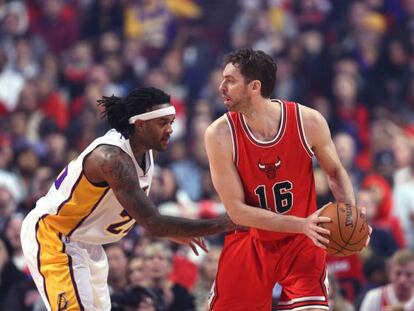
[258, 157, 282, 179]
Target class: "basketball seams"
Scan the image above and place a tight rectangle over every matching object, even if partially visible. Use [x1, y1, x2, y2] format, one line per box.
[319, 202, 368, 257]
[336, 203, 358, 255]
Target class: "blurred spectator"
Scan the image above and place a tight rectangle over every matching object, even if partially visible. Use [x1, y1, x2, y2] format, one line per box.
[362, 174, 406, 248]
[29, 0, 80, 54]
[127, 255, 147, 288]
[0, 45, 24, 112]
[333, 132, 363, 189]
[393, 159, 414, 250]
[327, 273, 354, 311]
[193, 246, 221, 311]
[106, 242, 129, 294]
[355, 256, 389, 310]
[360, 249, 414, 311]
[2, 213, 26, 271]
[81, 0, 123, 40]
[357, 189, 399, 258]
[326, 253, 364, 303]
[0, 234, 26, 309]
[0, 185, 17, 231]
[144, 242, 195, 311]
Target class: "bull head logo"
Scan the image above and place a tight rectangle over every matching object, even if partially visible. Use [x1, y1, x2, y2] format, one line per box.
[258, 157, 282, 179]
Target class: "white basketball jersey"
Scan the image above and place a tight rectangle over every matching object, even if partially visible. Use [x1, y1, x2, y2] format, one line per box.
[31, 129, 154, 245]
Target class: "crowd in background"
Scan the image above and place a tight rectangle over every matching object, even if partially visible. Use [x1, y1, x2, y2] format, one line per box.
[0, 0, 414, 310]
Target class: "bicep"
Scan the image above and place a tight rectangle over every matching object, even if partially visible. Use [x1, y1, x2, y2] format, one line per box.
[205, 127, 245, 216]
[307, 111, 343, 177]
[90, 145, 157, 219]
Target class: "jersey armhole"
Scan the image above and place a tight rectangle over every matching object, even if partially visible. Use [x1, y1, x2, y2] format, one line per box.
[295, 104, 314, 158]
[225, 113, 239, 166]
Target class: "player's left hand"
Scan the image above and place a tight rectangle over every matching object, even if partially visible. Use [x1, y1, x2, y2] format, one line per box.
[168, 236, 208, 256]
[358, 206, 372, 247]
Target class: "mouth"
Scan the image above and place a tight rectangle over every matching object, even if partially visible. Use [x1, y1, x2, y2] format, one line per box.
[161, 137, 170, 144]
[222, 94, 231, 105]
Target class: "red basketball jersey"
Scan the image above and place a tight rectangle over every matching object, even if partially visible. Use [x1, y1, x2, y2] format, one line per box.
[226, 100, 317, 241]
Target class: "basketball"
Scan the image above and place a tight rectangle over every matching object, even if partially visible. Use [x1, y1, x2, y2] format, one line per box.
[318, 202, 369, 257]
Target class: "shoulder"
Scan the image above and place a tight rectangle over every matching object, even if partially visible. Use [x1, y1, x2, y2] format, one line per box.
[205, 115, 231, 142]
[297, 104, 327, 129]
[86, 144, 132, 171]
[298, 104, 330, 147]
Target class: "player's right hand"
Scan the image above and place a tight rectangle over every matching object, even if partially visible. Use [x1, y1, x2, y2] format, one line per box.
[303, 207, 331, 249]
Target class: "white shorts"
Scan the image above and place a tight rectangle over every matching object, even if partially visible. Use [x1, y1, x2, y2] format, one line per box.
[21, 210, 111, 311]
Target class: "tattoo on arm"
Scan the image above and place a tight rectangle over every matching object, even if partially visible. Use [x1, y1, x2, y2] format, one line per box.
[98, 145, 227, 237]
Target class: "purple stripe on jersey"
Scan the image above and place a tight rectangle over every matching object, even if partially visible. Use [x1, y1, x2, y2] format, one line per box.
[54, 166, 69, 189]
[67, 187, 110, 237]
[35, 215, 51, 307]
[67, 253, 85, 310]
[56, 173, 83, 215]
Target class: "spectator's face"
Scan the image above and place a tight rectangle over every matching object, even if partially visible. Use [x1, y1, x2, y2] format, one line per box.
[201, 248, 221, 281]
[0, 188, 14, 216]
[106, 246, 128, 279]
[128, 257, 147, 286]
[333, 133, 356, 169]
[357, 190, 377, 221]
[390, 261, 414, 297]
[145, 252, 171, 280]
[5, 217, 23, 250]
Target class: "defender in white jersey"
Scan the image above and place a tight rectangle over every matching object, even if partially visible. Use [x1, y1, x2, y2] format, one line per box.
[20, 87, 234, 311]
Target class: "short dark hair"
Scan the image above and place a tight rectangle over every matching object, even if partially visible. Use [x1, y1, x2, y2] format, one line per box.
[98, 87, 170, 138]
[223, 49, 277, 98]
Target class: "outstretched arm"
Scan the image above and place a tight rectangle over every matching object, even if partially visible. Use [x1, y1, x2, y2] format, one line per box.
[204, 117, 330, 247]
[84, 145, 234, 237]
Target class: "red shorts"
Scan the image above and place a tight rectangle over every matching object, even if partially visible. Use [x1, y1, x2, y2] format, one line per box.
[209, 231, 329, 311]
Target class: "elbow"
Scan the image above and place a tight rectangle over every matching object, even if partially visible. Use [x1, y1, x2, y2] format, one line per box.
[225, 204, 244, 226]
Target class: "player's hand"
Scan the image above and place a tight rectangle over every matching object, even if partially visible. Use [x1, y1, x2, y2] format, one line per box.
[358, 206, 372, 247]
[303, 204, 331, 249]
[168, 236, 208, 256]
[218, 213, 239, 232]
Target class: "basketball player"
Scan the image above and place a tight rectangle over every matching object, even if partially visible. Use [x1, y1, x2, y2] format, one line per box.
[20, 87, 234, 311]
[205, 49, 365, 310]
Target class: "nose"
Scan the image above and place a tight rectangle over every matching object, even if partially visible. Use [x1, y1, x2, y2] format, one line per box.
[219, 80, 225, 93]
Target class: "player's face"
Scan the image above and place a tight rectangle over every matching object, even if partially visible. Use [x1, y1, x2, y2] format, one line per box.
[142, 104, 175, 151]
[219, 63, 252, 112]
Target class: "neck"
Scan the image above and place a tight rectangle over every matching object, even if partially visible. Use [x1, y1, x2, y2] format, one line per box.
[242, 98, 281, 140]
[129, 133, 147, 160]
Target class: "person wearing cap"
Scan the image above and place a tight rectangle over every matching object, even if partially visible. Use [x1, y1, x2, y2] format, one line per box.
[20, 87, 235, 311]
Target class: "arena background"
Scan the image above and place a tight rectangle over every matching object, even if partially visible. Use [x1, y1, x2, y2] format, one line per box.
[0, 0, 413, 310]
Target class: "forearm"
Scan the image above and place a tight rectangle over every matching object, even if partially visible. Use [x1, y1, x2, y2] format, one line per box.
[327, 167, 355, 206]
[144, 215, 227, 237]
[227, 202, 305, 234]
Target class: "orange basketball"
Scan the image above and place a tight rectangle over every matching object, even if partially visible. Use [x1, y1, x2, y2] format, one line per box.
[318, 202, 369, 257]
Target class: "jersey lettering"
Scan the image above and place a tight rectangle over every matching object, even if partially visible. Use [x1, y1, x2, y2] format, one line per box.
[106, 210, 135, 235]
[254, 181, 293, 213]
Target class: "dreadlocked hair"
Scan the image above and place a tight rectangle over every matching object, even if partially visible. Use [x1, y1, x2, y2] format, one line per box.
[98, 87, 170, 138]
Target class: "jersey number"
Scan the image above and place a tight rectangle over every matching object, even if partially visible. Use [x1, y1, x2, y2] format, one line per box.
[106, 210, 135, 235]
[254, 181, 293, 213]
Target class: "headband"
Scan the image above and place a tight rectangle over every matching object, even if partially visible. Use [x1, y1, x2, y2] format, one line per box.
[128, 106, 176, 124]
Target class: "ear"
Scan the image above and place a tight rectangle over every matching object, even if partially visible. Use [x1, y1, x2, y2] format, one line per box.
[250, 80, 261, 93]
[134, 120, 146, 133]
